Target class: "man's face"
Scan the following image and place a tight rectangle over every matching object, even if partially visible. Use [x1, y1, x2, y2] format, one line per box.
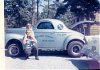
[27, 25, 31, 29]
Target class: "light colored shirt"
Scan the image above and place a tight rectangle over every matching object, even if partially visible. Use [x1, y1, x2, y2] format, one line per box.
[23, 28, 37, 44]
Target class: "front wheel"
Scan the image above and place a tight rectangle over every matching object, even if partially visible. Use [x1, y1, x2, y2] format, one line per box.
[67, 41, 83, 57]
[8, 43, 22, 57]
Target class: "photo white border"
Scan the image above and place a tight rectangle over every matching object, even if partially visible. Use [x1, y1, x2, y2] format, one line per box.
[0, 0, 5, 70]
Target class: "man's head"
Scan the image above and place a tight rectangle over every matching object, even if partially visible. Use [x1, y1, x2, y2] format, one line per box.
[26, 23, 32, 29]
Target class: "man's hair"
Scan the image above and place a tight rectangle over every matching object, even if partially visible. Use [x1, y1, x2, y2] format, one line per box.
[26, 23, 32, 29]
[26, 23, 32, 26]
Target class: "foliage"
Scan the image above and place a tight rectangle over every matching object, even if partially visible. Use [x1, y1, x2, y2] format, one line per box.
[40, 0, 76, 27]
[40, 4, 56, 19]
[4, 0, 36, 28]
[58, 10, 77, 28]
[55, 0, 100, 21]
[4, 0, 100, 28]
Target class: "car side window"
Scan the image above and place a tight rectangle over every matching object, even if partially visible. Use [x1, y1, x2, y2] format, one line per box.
[37, 22, 54, 29]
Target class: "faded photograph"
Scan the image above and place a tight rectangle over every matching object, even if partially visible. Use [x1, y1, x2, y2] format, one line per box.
[4, 0, 100, 70]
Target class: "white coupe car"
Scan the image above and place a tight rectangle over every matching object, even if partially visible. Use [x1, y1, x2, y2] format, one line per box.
[5, 19, 86, 57]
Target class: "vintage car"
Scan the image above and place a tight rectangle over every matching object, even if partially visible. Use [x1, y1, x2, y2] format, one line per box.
[5, 19, 86, 57]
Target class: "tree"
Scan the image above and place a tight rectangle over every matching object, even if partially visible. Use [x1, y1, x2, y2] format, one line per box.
[4, 0, 36, 28]
[40, 0, 62, 19]
[55, 0, 100, 21]
[40, 0, 75, 27]
[58, 10, 77, 28]
[40, 4, 57, 19]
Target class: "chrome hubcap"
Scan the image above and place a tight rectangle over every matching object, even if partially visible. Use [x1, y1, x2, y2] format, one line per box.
[73, 45, 80, 53]
[9, 44, 19, 56]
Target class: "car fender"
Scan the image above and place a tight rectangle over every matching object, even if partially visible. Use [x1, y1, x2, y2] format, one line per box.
[5, 33, 24, 47]
[63, 34, 85, 50]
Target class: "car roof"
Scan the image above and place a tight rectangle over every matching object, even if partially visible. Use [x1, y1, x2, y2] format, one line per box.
[38, 19, 64, 26]
[39, 19, 59, 21]
[39, 19, 62, 23]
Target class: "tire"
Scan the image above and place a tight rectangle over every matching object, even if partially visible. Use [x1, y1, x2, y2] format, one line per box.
[7, 43, 23, 57]
[67, 41, 83, 57]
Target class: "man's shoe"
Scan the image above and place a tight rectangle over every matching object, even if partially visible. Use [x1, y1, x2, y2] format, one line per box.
[35, 57, 39, 60]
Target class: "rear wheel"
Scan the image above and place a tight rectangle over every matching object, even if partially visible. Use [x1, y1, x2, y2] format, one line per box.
[67, 41, 83, 57]
[7, 43, 23, 57]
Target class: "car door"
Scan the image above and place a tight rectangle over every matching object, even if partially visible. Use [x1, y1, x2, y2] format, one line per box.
[54, 24, 68, 49]
[34, 21, 56, 48]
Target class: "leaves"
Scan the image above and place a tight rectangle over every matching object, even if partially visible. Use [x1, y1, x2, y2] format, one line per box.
[55, 0, 100, 21]
[4, 0, 36, 28]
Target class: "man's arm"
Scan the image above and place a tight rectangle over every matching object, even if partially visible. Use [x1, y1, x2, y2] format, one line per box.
[23, 34, 27, 44]
[31, 31, 37, 43]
